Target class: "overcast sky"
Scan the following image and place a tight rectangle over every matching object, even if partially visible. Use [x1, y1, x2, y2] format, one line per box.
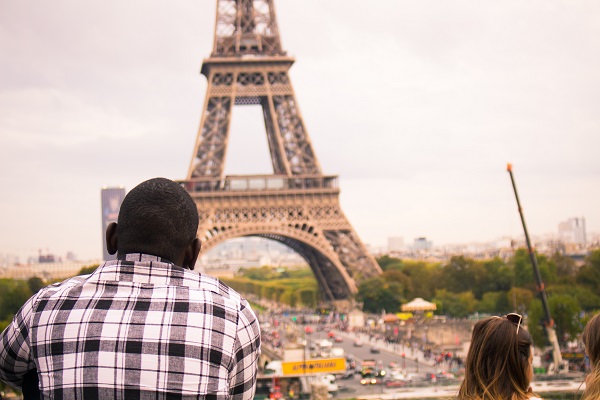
[1, 1, 599, 262]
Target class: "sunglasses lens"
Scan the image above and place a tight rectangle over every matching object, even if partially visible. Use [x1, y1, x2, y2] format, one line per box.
[506, 313, 522, 324]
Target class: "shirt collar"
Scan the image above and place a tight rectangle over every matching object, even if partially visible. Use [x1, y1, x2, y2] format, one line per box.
[117, 253, 176, 265]
[92, 253, 191, 286]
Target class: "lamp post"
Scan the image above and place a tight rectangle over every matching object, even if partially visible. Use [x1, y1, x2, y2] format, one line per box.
[302, 330, 306, 375]
[303, 326, 312, 375]
[441, 327, 444, 353]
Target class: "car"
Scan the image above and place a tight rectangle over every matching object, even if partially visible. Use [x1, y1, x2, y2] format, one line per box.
[360, 370, 386, 386]
[360, 376, 379, 386]
[353, 339, 363, 347]
[370, 347, 380, 354]
[339, 370, 355, 380]
[385, 378, 407, 388]
[424, 371, 456, 382]
[334, 336, 343, 343]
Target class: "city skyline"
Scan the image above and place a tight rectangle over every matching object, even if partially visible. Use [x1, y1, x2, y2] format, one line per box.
[1, 1, 599, 262]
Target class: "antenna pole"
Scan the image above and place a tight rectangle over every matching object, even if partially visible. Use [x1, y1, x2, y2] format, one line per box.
[506, 163, 565, 373]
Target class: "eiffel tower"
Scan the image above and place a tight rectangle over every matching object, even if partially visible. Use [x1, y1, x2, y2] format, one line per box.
[180, 0, 381, 305]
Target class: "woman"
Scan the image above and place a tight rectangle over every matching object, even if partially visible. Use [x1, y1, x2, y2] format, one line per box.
[457, 313, 541, 399]
[582, 312, 600, 399]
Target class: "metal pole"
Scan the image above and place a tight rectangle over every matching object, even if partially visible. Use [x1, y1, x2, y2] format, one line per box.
[303, 330, 306, 375]
[506, 164, 553, 322]
[506, 163, 564, 373]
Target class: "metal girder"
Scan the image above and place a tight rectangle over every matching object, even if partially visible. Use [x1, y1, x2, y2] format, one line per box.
[213, 0, 283, 57]
[187, 65, 322, 178]
[183, 0, 382, 303]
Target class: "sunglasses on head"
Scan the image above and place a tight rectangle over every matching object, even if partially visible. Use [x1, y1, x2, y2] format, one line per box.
[492, 313, 522, 334]
[505, 313, 523, 334]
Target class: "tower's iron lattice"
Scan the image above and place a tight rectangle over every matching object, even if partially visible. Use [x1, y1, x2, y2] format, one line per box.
[180, 0, 382, 304]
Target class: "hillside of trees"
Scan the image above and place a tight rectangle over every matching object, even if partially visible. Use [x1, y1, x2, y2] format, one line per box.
[359, 249, 600, 346]
[221, 248, 600, 346]
[2, 250, 600, 347]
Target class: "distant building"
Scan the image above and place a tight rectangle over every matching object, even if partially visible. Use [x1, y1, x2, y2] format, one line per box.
[413, 237, 433, 251]
[0, 259, 98, 281]
[101, 187, 126, 261]
[38, 252, 56, 263]
[387, 237, 405, 252]
[559, 217, 586, 245]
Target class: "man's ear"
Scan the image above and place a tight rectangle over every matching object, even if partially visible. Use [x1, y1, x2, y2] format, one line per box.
[183, 238, 201, 270]
[106, 222, 118, 255]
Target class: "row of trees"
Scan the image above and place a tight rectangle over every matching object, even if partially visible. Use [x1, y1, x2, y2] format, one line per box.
[360, 249, 600, 314]
[221, 266, 319, 309]
[0, 277, 46, 332]
[0, 266, 97, 333]
[2, 250, 600, 348]
[357, 249, 600, 346]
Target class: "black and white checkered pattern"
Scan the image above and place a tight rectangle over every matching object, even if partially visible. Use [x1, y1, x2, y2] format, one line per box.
[0, 254, 261, 399]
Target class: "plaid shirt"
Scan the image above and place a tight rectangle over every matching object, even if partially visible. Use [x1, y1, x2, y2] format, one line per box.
[0, 254, 261, 399]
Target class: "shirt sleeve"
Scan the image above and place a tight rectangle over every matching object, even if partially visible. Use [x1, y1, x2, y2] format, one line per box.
[228, 299, 261, 400]
[0, 293, 38, 389]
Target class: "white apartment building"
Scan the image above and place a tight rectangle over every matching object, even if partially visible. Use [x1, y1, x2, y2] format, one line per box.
[559, 217, 587, 245]
[387, 236, 405, 252]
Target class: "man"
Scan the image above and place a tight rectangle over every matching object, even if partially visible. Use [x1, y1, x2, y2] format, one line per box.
[0, 178, 261, 399]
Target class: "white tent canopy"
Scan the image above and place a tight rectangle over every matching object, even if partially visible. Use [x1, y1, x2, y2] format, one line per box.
[401, 297, 437, 312]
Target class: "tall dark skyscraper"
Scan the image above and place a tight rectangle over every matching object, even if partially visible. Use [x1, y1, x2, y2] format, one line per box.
[100, 187, 126, 261]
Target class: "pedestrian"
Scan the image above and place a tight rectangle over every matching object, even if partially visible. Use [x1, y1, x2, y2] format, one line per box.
[457, 313, 542, 399]
[0, 177, 261, 399]
[582, 312, 600, 399]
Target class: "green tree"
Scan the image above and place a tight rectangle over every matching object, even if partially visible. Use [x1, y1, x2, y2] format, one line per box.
[377, 255, 403, 271]
[433, 289, 477, 318]
[441, 256, 478, 294]
[27, 276, 46, 294]
[551, 252, 577, 284]
[506, 287, 535, 314]
[356, 276, 404, 314]
[546, 285, 600, 312]
[298, 288, 317, 308]
[510, 249, 557, 290]
[402, 261, 443, 300]
[576, 249, 600, 295]
[528, 294, 582, 348]
[479, 258, 513, 295]
[78, 264, 99, 275]
[238, 266, 278, 281]
[380, 270, 412, 300]
[0, 279, 33, 332]
[279, 290, 296, 308]
[477, 291, 507, 314]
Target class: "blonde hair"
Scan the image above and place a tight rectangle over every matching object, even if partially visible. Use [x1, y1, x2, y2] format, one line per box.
[457, 316, 533, 400]
[582, 313, 600, 399]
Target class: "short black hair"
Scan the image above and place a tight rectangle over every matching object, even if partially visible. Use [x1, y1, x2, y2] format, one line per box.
[117, 177, 199, 262]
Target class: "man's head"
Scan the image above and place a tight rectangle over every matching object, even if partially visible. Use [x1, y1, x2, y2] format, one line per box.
[106, 177, 201, 269]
